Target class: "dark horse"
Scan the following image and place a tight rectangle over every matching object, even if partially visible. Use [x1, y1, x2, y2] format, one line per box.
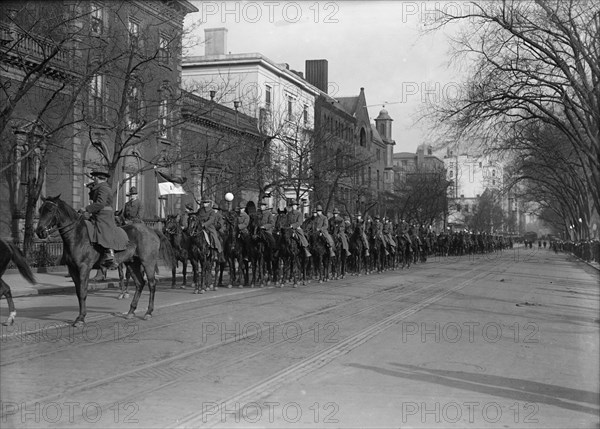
[221, 210, 246, 288]
[349, 225, 368, 276]
[186, 212, 214, 293]
[36, 196, 175, 327]
[1, 239, 36, 326]
[277, 227, 307, 287]
[163, 214, 190, 289]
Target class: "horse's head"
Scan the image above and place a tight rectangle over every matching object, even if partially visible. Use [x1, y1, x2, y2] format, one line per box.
[187, 213, 202, 236]
[36, 195, 76, 239]
[163, 214, 181, 235]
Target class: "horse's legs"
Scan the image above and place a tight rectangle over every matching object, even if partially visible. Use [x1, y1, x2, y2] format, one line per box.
[182, 258, 188, 286]
[72, 264, 91, 327]
[1, 280, 16, 325]
[125, 260, 145, 318]
[142, 260, 157, 320]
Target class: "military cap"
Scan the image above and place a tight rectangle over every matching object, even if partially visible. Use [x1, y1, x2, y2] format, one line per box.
[127, 186, 137, 196]
[90, 169, 110, 179]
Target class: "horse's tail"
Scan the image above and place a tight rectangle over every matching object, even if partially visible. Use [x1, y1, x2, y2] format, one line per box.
[154, 229, 176, 271]
[9, 243, 36, 284]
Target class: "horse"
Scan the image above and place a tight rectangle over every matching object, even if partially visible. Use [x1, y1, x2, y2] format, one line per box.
[307, 224, 330, 283]
[331, 229, 348, 280]
[367, 225, 386, 274]
[248, 213, 275, 287]
[163, 214, 190, 289]
[186, 212, 214, 293]
[277, 226, 307, 287]
[0, 239, 36, 326]
[221, 210, 246, 288]
[349, 225, 368, 276]
[35, 196, 175, 326]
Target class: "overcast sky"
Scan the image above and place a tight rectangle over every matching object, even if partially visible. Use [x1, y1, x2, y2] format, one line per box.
[184, 1, 467, 153]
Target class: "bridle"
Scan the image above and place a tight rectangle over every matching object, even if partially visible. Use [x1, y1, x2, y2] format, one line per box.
[39, 200, 80, 237]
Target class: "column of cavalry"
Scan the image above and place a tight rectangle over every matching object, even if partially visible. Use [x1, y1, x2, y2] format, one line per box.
[0, 193, 511, 328]
[162, 199, 513, 294]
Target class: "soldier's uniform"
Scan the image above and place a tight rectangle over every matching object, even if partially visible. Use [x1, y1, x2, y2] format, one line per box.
[236, 200, 251, 261]
[355, 214, 370, 256]
[85, 170, 128, 266]
[373, 216, 389, 256]
[383, 219, 397, 251]
[287, 200, 311, 257]
[256, 202, 276, 250]
[314, 205, 335, 257]
[329, 209, 350, 256]
[197, 200, 223, 254]
[213, 203, 224, 232]
[120, 186, 143, 224]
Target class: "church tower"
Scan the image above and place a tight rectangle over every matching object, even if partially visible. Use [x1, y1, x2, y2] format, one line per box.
[375, 107, 395, 191]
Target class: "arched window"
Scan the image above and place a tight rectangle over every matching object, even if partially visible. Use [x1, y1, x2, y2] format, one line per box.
[359, 127, 366, 147]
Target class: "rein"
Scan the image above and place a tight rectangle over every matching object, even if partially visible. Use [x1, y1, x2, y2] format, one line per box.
[40, 200, 81, 236]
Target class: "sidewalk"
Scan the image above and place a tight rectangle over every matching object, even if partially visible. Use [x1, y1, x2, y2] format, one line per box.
[2, 264, 178, 297]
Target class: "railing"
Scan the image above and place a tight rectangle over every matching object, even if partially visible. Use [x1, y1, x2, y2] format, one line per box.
[10, 220, 165, 268]
[0, 22, 71, 69]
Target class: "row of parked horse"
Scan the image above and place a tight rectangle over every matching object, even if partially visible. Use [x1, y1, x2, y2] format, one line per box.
[0, 195, 511, 327]
[158, 208, 512, 294]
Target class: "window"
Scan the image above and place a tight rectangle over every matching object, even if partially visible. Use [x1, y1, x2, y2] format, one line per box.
[303, 104, 308, 125]
[402, 160, 408, 167]
[492, 169, 496, 177]
[359, 128, 366, 147]
[368, 167, 371, 185]
[126, 81, 143, 129]
[128, 19, 140, 49]
[465, 204, 469, 212]
[376, 149, 381, 161]
[265, 85, 272, 109]
[377, 170, 380, 189]
[158, 99, 168, 138]
[91, 4, 103, 34]
[159, 34, 170, 64]
[287, 95, 293, 120]
[89, 74, 104, 122]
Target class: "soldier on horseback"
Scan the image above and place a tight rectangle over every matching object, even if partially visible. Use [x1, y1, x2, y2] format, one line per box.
[314, 205, 336, 258]
[256, 201, 276, 250]
[330, 208, 351, 257]
[383, 218, 397, 253]
[118, 186, 143, 224]
[213, 202, 224, 232]
[287, 200, 312, 258]
[373, 216, 390, 256]
[198, 199, 224, 261]
[236, 200, 251, 261]
[355, 213, 370, 257]
[82, 169, 128, 268]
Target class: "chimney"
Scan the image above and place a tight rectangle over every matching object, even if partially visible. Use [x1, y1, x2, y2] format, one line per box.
[204, 28, 228, 56]
[305, 59, 328, 93]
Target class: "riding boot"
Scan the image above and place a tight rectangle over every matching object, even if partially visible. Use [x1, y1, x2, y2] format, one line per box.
[365, 249, 370, 257]
[304, 247, 312, 258]
[345, 249, 351, 257]
[103, 249, 118, 269]
[329, 247, 336, 258]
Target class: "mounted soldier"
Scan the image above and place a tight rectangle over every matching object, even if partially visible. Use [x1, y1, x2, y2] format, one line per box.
[182, 203, 194, 230]
[314, 205, 335, 258]
[256, 201, 276, 250]
[236, 200, 251, 261]
[118, 186, 143, 224]
[373, 216, 389, 256]
[383, 218, 397, 253]
[329, 208, 351, 257]
[286, 199, 312, 258]
[197, 199, 224, 260]
[213, 202, 224, 232]
[355, 213, 370, 256]
[82, 169, 129, 268]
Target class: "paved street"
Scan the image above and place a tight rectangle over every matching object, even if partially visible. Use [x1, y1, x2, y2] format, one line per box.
[1, 247, 598, 428]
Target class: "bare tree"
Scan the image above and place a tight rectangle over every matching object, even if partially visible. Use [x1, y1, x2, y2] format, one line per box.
[425, 0, 599, 232]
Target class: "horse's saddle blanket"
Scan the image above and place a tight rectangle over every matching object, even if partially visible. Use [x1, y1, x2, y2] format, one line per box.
[84, 220, 130, 250]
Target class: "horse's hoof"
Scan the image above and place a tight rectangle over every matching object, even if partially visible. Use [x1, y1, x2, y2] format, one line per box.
[143, 314, 152, 320]
[227, 284, 233, 289]
[193, 289, 199, 294]
[117, 294, 124, 300]
[125, 313, 135, 320]
[200, 289, 205, 294]
[180, 286, 186, 289]
[72, 320, 84, 328]
[124, 293, 129, 299]
[238, 285, 244, 289]
[293, 284, 298, 288]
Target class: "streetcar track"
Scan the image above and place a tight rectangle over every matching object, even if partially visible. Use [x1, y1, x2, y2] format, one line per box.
[0, 263, 435, 364]
[0, 260, 504, 422]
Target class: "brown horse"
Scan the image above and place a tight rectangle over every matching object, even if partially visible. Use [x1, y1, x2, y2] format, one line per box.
[35, 195, 175, 327]
[0, 239, 36, 326]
